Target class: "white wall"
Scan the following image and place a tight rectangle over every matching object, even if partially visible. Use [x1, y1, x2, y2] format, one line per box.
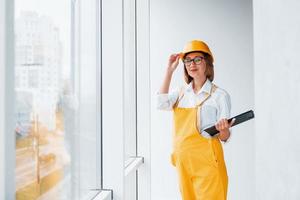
[150, 0, 254, 199]
[254, 1, 300, 199]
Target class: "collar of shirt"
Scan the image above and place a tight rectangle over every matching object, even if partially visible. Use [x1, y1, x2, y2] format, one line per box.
[186, 79, 212, 95]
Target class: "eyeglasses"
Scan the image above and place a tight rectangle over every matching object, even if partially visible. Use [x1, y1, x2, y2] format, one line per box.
[183, 56, 204, 66]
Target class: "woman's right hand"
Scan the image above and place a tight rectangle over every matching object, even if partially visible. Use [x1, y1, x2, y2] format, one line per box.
[167, 53, 180, 74]
[159, 53, 180, 94]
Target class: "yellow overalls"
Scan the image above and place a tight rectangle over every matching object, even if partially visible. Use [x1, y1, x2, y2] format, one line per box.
[171, 84, 228, 200]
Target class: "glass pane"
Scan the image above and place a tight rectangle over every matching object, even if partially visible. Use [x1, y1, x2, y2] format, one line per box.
[14, 0, 100, 199]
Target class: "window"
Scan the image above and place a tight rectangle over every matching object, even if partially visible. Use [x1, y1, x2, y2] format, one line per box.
[14, 0, 101, 199]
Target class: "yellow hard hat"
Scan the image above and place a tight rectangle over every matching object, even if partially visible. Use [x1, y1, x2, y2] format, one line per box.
[180, 40, 214, 62]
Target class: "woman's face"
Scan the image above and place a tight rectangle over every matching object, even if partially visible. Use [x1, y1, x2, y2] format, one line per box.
[184, 52, 206, 79]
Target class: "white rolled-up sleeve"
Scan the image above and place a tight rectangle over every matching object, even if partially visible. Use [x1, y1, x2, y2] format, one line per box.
[217, 91, 232, 143]
[156, 89, 179, 111]
[217, 91, 231, 120]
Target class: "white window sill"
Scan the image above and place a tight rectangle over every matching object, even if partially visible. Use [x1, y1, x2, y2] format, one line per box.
[92, 190, 112, 200]
[124, 156, 144, 176]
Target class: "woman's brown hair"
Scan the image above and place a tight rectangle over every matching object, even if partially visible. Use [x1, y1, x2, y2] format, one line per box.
[183, 51, 214, 84]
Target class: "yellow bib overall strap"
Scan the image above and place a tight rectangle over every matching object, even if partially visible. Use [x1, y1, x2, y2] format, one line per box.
[171, 84, 228, 200]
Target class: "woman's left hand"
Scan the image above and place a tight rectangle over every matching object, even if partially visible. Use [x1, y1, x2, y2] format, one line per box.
[215, 118, 235, 141]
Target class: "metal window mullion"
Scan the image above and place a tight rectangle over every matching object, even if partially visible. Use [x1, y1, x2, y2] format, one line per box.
[134, 1, 139, 200]
[96, 0, 103, 190]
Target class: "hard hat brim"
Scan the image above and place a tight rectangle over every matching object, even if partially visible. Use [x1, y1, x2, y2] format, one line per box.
[180, 40, 214, 62]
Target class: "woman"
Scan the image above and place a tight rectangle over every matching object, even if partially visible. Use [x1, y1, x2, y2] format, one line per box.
[157, 40, 235, 200]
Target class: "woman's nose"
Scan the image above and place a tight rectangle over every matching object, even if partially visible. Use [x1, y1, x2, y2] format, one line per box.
[190, 61, 197, 67]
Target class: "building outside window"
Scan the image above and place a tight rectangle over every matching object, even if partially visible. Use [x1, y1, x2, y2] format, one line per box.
[14, 0, 101, 199]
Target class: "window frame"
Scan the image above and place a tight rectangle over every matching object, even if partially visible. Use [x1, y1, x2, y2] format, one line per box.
[73, 0, 104, 196]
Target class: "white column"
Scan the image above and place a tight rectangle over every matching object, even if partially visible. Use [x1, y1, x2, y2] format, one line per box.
[254, 0, 300, 199]
[0, 0, 5, 196]
[0, 0, 15, 199]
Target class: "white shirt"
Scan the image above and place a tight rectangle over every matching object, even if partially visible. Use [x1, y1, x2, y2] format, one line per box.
[157, 79, 231, 139]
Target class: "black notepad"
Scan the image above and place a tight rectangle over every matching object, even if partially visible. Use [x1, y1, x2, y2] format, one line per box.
[204, 110, 255, 136]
